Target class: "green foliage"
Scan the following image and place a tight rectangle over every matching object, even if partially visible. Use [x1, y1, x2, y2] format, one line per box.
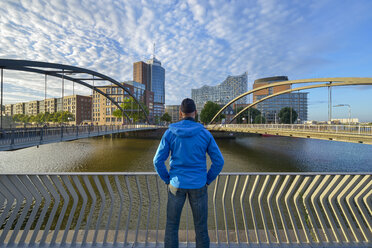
[200, 101, 223, 124]
[112, 97, 148, 122]
[160, 112, 172, 123]
[12, 111, 74, 124]
[254, 115, 266, 124]
[278, 107, 298, 124]
[236, 107, 261, 124]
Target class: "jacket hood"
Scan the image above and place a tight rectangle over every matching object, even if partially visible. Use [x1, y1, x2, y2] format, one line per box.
[169, 120, 204, 137]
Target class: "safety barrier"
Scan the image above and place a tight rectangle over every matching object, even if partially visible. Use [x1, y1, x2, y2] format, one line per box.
[0, 125, 158, 150]
[209, 124, 372, 136]
[0, 172, 370, 247]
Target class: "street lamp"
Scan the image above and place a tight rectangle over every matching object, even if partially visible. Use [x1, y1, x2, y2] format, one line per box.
[333, 104, 351, 124]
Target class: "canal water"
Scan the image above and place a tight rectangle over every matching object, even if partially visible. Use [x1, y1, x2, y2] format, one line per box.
[0, 135, 371, 236]
[0, 135, 371, 173]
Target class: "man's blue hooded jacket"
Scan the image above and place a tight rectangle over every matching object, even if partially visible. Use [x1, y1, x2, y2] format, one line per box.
[153, 118, 224, 189]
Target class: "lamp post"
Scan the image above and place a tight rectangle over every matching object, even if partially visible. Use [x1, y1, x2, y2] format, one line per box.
[333, 104, 351, 124]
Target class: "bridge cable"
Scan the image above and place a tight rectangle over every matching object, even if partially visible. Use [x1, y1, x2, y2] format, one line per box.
[92, 75, 94, 124]
[44, 73, 47, 115]
[1, 68, 3, 129]
[61, 69, 64, 125]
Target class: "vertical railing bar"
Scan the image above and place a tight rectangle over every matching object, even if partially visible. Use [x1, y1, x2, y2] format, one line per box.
[145, 175, 152, 244]
[0, 177, 20, 246]
[50, 175, 70, 245]
[103, 175, 115, 244]
[328, 175, 351, 242]
[7, 175, 33, 246]
[135, 176, 143, 244]
[231, 175, 240, 244]
[294, 176, 312, 244]
[155, 176, 160, 244]
[284, 175, 302, 244]
[267, 175, 281, 244]
[30, 175, 56, 245]
[222, 175, 230, 244]
[60, 175, 79, 245]
[240, 175, 250, 244]
[18, 176, 43, 245]
[258, 175, 271, 244]
[303, 176, 321, 243]
[249, 175, 260, 244]
[213, 176, 220, 244]
[346, 175, 370, 242]
[338, 175, 363, 243]
[124, 176, 133, 245]
[312, 175, 333, 243]
[352, 176, 372, 241]
[92, 175, 106, 244]
[276, 175, 291, 243]
[71, 175, 88, 245]
[114, 176, 124, 245]
[320, 175, 342, 242]
[82, 175, 97, 245]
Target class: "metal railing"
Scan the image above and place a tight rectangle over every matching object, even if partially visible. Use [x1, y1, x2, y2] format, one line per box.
[208, 124, 372, 136]
[0, 173, 370, 247]
[0, 125, 158, 150]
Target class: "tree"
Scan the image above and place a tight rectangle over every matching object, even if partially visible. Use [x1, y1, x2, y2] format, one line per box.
[254, 115, 266, 124]
[113, 98, 149, 123]
[160, 112, 171, 123]
[278, 107, 298, 124]
[236, 107, 261, 124]
[200, 101, 225, 124]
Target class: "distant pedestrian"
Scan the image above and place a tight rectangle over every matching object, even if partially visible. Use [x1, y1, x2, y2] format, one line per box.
[154, 98, 224, 248]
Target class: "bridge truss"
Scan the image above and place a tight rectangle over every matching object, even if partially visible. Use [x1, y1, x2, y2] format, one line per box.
[209, 78, 372, 124]
[0, 59, 150, 125]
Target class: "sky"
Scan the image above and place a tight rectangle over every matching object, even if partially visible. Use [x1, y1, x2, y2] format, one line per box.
[0, 0, 371, 121]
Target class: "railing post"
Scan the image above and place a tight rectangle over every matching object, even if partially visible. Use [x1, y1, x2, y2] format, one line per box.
[76, 126, 79, 138]
[61, 126, 63, 140]
[40, 127, 43, 142]
[358, 125, 361, 135]
[11, 129, 15, 145]
[88, 125, 90, 136]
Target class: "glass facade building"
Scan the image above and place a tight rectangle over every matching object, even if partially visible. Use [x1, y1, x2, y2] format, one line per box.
[147, 57, 165, 117]
[191, 72, 248, 113]
[256, 93, 308, 123]
[253, 76, 308, 123]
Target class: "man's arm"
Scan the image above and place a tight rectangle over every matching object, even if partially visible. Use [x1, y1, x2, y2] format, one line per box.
[206, 134, 224, 185]
[153, 131, 171, 184]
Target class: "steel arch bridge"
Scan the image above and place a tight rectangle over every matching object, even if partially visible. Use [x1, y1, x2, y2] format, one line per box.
[0, 59, 150, 124]
[209, 77, 372, 124]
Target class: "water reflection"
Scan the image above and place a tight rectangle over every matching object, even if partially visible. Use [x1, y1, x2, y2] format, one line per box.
[0, 136, 371, 173]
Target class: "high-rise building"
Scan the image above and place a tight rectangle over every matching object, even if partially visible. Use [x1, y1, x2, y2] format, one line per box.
[191, 72, 248, 113]
[133, 55, 165, 118]
[133, 61, 151, 90]
[253, 76, 308, 123]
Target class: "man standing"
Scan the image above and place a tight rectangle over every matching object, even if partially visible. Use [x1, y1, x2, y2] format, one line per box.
[154, 98, 224, 248]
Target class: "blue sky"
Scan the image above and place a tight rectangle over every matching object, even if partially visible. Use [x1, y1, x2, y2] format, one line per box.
[0, 0, 371, 121]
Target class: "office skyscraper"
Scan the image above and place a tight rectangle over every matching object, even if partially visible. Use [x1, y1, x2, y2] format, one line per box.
[133, 55, 165, 118]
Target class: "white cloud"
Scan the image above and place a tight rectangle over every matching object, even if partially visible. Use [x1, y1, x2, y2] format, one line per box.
[0, 0, 371, 120]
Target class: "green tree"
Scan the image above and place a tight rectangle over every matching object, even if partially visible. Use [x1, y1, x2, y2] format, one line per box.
[112, 98, 149, 123]
[254, 115, 266, 124]
[200, 101, 225, 124]
[278, 107, 298, 124]
[160, 112, 172, 123]
[236, 107, 261, 124]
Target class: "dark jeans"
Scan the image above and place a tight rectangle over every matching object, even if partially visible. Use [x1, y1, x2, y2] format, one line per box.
[165, 184, 209, 248]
